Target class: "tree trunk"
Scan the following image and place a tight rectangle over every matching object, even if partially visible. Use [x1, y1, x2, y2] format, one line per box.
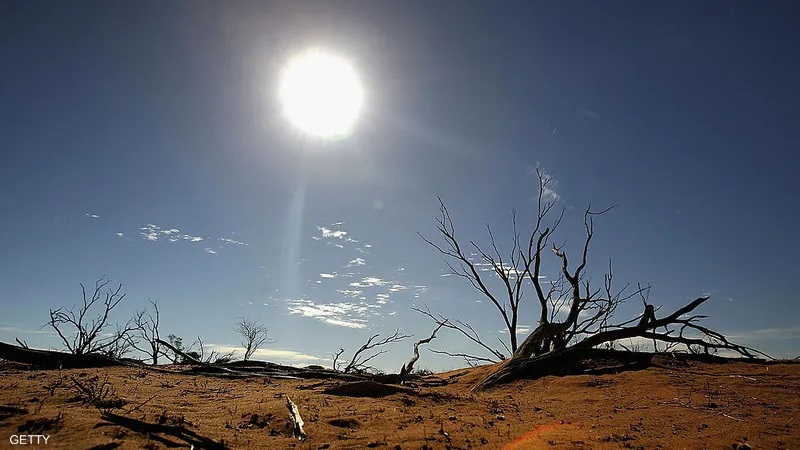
[0, 341, 123, 369]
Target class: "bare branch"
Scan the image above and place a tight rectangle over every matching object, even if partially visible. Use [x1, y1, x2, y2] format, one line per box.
[131, 300, 161, 364]
[332, 348, 345, 371]
[400, 323, 444, 382]
[233, 316, 274, 361]
[192, 335, 234, 364]
[413, 306, 505, 361]
[46, 277, 133, 356]
[428, 348, 497, 366]
[343, 329, 409, 374]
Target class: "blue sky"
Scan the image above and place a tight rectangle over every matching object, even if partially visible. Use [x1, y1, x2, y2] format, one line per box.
[1, 1, 798, 369]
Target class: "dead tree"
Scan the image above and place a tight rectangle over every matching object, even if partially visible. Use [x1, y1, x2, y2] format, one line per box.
[420, 169, 766, 389]
[399, 323, 443, 382]
[47, 277, 136, 356]
[418, 169, 563, 360]
[193, 335, 235, 364]
[103, 325, 136, 359]
[332, 348, 345, 371]
[342, 329, 410, 374]
[132, 300, 161, 364]
[165, 334, 185, 364]
[0, 341, 124, 369]
[233, 316, 273, 361]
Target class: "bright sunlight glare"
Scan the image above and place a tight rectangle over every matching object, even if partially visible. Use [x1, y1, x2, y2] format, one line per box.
[278, 49, 364, 140]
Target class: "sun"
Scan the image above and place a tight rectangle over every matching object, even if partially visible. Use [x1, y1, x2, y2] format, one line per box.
[278, 49, 365, 140]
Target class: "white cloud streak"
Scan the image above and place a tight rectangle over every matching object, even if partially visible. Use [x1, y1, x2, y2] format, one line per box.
[346, 257, 366, 267]
[319, 227, 348, 239]
[286, 299, 369, 329]
[219, 238, 248, 246]
[349, 277, 389, 288]
[134, 223, 248, 254]
[139, 224, 204, 243]
[204, 345, 323, 363]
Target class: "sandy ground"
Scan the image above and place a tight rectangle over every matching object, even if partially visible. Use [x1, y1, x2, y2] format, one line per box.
[0, 356, 797, 449]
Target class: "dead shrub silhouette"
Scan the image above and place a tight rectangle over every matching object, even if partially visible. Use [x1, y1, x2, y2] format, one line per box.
[418, 169, 767, 389]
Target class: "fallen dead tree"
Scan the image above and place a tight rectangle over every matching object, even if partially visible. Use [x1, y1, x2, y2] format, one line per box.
[419, 168, 768, 392]
[340, 328, 410, 374]
[155, 338, 372, 382]
[97, 411, 227, 449]
[473, 295, 769, 391]
[0, 341, 125, 369]
[0, 338, 429, 389]
[322, 380, 418, 398]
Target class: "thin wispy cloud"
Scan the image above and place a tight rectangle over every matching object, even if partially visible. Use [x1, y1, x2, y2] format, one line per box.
[318, 227, 349, 240]
[540, 171, 559, 202]
[467, 261, 547, 281]
[306, 222, 421, 316]
[499, 325, 532, 335]
[349, 276, 389, 288]
[114, 232, 134, 242]
[525, 164, 560, 203]
[0, 326, 56, 335]
[286, 299, 370, 329]
[726, 326, 800, 341]
[346, 257, 366, 267]
[517, 325, 532, 335]
[133, 223, 248, 254]
[139, 224, 204, 243]
[576, 107, 598, 119]
[314, 224, 364, 248]
[338, 289, 363, 297]
[205, 345, 323, 364]
[219, 237, 247, 246]
[85, 213, 100, 219]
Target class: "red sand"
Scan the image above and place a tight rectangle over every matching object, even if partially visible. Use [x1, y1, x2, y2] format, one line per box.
[1, 356, 798, 449]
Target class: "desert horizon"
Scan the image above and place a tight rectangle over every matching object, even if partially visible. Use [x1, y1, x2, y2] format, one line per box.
[2, 1, 798, 448]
